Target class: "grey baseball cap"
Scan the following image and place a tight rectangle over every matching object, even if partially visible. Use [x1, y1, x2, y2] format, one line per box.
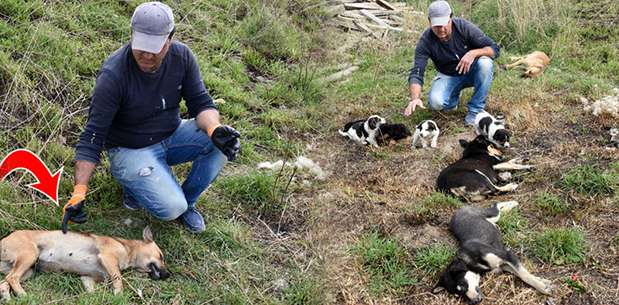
[131, 2, 174, 54]
[428, 1, 452, 26]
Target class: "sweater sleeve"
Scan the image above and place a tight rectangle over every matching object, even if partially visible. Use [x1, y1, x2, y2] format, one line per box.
[408, 36, 431, 86]
[181, 47, 216, 118]
[461, 20, 500, 59]
[74, 70, 121, 164]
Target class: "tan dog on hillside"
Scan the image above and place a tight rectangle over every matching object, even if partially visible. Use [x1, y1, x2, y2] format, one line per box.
[0, 227, 169, 300]
[501, 51, 550, 77]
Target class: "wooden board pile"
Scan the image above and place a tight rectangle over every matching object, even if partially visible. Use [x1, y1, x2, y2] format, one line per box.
[327, 0, 409, 39]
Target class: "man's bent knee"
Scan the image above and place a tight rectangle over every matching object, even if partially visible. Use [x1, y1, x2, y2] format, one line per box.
[154, 200, 187, 221]
[475, 56, 494, 76]
[428, 93, 446, 111]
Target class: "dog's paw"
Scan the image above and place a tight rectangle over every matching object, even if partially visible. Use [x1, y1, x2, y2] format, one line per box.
[498, 172, 512, 181]
[0, 281, 10, 301]
[497, 200, 519, 212]
[539, 278, 554, 295]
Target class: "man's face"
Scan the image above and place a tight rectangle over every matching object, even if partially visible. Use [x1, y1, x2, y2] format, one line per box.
[431, 18, 452, 42]
[132, 39, 171, 73]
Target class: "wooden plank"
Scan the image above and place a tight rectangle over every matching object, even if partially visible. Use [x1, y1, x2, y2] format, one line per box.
[344, 2, 382, 10]
[376, 0, 397, 10]
[364, 9, 402, 17]
[360, 9, 389, 28]
[339, 11, 364, 19]
[325, 4, 345, 17]
[364, 22, 403, 32]
[353, 20, 381, 39]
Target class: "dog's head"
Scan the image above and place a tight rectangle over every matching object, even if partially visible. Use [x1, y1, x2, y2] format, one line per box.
[132, 227, 170, 280]
[417, 120, 439, 138]
[366, 115, 386, 131]
[490, 128, 511, 149]
[433, 258, 483, 304]
[459, 136, 500, 159]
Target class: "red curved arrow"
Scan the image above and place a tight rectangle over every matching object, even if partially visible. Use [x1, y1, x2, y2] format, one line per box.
[0, 149, 63, 206]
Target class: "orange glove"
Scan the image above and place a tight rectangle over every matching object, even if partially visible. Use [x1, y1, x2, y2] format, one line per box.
[61, 185, 88, 234]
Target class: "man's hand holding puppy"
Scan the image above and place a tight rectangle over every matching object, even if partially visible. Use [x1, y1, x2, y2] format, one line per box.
[61, 184, 88, 234]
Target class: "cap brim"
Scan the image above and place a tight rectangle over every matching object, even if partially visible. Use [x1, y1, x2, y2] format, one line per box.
[430, 16, 450, 26]
[131, 31, 167, 54]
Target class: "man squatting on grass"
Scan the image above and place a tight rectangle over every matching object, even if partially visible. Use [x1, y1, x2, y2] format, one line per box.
[61, 2, 241, 234]
[403, 0, 500, 126]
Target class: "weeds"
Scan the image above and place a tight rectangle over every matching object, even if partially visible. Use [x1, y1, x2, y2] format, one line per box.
[283, 278, 325, 305]
[497, 209, 529, 247]
[534, 192, 571, 216]
[561, 165, 617, 196]
[531, 228, 586, 265]
[352, 232, 415, 297]
[413, 244, 456, 276]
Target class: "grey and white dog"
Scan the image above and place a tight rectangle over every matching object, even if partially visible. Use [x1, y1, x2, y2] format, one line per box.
[433, 201, 553, 304]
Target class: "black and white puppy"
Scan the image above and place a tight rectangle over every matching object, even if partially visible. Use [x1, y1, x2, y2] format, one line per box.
[412, 120, 440, 149]
[376, 123, 412, 146]
[433, 201, 553, 304]
[608, 127, 619, 148]
[474, 111, 511, 149]
[338, 115, 386, 148]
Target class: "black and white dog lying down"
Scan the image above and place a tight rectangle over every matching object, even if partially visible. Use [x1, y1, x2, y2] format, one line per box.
[436, 136, 532, 202]
[376, 123, 412, 146]
[338, 115, 386, 148]
[474, 111, 511, 149]
[433, 201, 553, 304]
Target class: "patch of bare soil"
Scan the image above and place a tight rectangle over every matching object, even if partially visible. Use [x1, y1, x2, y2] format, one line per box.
[298, 96, 619, 304]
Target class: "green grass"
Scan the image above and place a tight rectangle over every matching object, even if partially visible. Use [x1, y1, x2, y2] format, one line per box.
[561, 165, 617, 196]
[534, 192, 572, 216]
[420, 192, 463, 209]
[497, 209, 529, 247]
[283, 278, 325, 305]
[413, 244, 456, 276]
[352, 232, 416, 298]
[214, 170, 295, 218]
[531, 228, 587, 265]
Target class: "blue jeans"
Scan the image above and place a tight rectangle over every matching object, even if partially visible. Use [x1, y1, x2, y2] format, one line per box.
[427, 56, 494, 115]
[107, 119, 227, 221]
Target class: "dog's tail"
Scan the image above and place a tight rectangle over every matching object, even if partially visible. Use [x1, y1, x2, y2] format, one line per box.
[474, 169, 501, 192]
[337, 129, 348, 137]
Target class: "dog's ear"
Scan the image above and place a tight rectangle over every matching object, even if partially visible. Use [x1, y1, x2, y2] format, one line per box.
[143, 226, 154, 243]
[459, 139, 469, 148]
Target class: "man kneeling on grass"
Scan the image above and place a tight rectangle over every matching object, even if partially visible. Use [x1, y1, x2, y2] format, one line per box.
[62, 2, 240, 234]
[403, 0, 500, 126]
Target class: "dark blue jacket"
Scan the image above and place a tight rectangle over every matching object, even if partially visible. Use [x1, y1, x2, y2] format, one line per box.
[75, 41, 216, 164]
[408, 18, 500, 86]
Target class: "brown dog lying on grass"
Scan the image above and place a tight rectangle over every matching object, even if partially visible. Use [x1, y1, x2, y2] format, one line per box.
[0, 227, 168, 300]
[501, 51, 550, 77]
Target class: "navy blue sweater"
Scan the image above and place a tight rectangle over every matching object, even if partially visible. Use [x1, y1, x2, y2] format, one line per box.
[408, 18, 500, 86]
[76, 41, 216, 164]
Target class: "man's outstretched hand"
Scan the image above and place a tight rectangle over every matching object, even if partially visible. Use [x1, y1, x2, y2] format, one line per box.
[61, 185, 88, 234]
[404, 98, 425, 116]
[211, 125, 241, 161]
